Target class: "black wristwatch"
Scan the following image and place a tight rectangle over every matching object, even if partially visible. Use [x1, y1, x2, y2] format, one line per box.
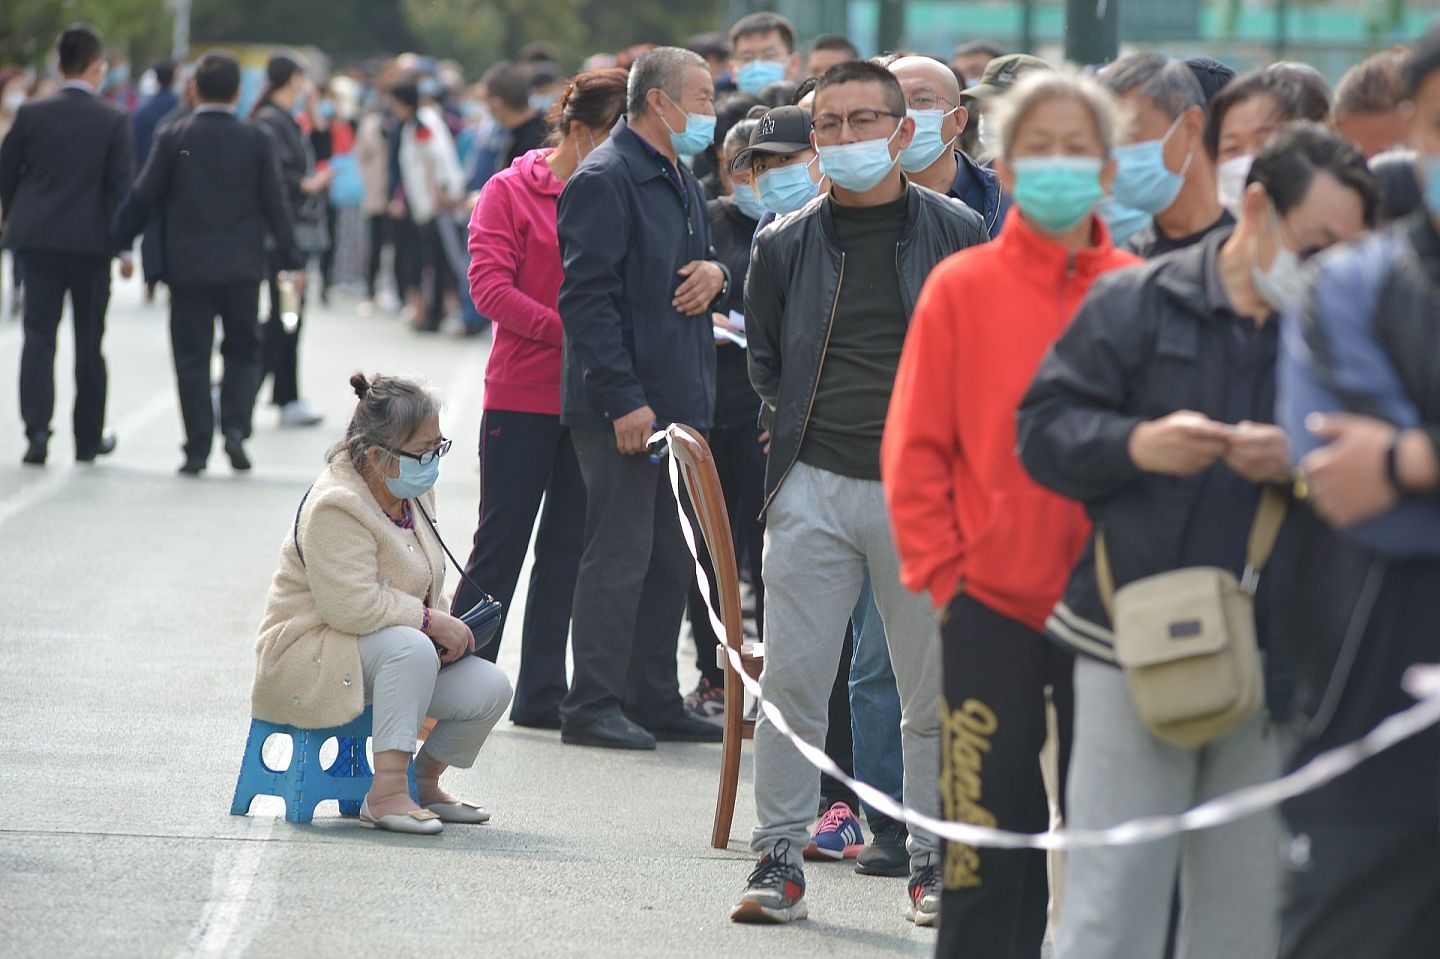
[1384, 429, 1404, 494]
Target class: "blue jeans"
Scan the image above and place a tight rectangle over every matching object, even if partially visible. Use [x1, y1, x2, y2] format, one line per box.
[849, 567, 905, 827]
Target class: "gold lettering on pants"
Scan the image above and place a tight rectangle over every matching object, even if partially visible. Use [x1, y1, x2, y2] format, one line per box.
[940, 697, 999, 889]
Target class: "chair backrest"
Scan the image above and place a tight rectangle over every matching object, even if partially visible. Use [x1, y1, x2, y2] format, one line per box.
[666, 425, 745, 656]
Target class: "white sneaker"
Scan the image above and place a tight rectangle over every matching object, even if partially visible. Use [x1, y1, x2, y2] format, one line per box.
[279, 399, 324, 428]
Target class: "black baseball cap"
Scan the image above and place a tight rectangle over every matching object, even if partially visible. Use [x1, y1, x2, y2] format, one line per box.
[730, 106, 813, 173]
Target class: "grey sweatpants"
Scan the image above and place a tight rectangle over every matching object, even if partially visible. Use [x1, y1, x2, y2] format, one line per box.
[751, 462, 942, 870]
[358, 626, 512, 769]
[1058, 656, 1283, 959]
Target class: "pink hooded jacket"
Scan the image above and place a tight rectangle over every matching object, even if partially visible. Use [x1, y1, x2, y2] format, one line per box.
[468, 148, 565, 415]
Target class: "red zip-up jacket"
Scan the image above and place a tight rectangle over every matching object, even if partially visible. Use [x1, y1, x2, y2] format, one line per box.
[882, 211, 1141, 630]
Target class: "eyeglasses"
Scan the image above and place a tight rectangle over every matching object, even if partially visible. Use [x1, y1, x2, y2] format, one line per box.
[812, 109, 903, 140]
[906, 93, 957, 112]
[391, 438, 452, 466]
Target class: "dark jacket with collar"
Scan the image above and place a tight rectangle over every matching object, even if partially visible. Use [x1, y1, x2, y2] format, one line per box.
[0, 87, 133, 257]
[557, 120, 726, 430]
[948, 149, 1010, 237]
[746, 182, 988, 511]
[252, 101, 320, 227]
[1017, 228, 1290, 665]
[114, 109, 300, 285]
[132, 89, 179, 166]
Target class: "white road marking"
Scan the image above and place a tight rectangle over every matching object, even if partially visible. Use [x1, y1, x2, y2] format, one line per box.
[177, 816, 276, 959]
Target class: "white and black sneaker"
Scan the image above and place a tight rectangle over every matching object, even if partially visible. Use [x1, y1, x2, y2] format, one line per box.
[683, 675, 726, 725]
[731, 840, 808, 924]
[906, 859, 942, 927]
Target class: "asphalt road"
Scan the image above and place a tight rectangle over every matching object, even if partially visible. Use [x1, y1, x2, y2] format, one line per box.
[0, 272, 938, 958]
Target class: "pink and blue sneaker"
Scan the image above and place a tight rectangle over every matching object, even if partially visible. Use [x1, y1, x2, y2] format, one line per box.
[803, 802, 866, 861]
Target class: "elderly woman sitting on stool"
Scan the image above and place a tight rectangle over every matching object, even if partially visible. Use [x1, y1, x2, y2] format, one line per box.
[251, 372, 512, 835]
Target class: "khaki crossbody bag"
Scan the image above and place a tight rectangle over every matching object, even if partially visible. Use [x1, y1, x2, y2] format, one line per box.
[1095, 488, 1287, 749]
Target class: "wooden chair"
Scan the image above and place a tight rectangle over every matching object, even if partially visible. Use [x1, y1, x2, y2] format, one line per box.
[666, 425, 764, 849]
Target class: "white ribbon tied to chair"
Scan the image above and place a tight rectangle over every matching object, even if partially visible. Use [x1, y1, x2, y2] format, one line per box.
[651, 424, 1440, 851]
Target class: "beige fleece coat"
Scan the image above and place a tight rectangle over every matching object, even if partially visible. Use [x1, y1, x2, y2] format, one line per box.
[251, 456, 447, 728]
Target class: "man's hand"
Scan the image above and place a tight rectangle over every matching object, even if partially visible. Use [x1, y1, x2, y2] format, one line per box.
[1224, 421, 1292, 484]
[1302, 413, 1400, 528]
[387, 197, 407, 219]
[1128, 410, 1230, 477]
[117, 253, 135, 280]
[428, 610, 473, 664]
[613, 404, 657, 455]
[673, 260, 725, 316]
[758, 430, 771, 455]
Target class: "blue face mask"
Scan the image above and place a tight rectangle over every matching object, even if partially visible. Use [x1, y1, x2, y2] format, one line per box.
[294, 91, 309, 115]
[757, 157, 821, 214]
[1011, 155, 1105, 233]
[818, 125, 902, 193]
[737, 60, 787, 96]
[731, 181, 767, 220]
[1111, 113, 1191, 214]
[530, 93, 557, 113]
[318, 101, 336, 120]
[900, 108, 959, 173]
[384, 454, 440, 500]
[1097, 195, 1153, 246]
[659, 92, 716, 157]
[1423, 154, 1440, 217]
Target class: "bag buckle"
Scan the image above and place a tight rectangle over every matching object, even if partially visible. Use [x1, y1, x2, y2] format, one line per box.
[1240, 564, 1260, 594]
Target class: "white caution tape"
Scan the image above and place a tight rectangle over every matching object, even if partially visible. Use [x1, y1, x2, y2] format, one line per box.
[652, 425, 1440, 851]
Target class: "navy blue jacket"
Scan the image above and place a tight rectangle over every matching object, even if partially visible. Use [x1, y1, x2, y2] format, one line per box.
[557, 121, 726, 430]
[947, 149, 1010, 237]
[132, 89, 179, 167]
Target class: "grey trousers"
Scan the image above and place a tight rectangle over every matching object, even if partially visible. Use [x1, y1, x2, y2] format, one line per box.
[751, 462, 942, 869]
[1058, 656, 1283, 959]
[358, 626, 513, 769]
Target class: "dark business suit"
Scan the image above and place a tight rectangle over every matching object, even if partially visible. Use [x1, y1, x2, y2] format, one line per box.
[114, 107, 299, 460]
[0, 85, 133, 456]
[131, 88, 179, 287]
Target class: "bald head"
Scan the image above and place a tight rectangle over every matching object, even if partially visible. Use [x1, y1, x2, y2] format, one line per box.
[889, 55, 962, 108]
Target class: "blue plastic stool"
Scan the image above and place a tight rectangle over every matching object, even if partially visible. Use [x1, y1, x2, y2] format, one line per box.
[230, 705, 418, 824]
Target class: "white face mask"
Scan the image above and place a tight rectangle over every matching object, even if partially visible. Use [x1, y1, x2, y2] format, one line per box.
[1216, 154, 1254, 218]
[1251, 203, 1306, 314]
[2, 90, 24, 113]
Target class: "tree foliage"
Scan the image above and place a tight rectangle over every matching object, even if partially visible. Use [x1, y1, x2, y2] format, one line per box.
[2, 0, 724, 72]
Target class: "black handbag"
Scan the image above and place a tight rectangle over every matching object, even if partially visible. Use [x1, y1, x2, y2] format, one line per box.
[292, 489, 504, 655]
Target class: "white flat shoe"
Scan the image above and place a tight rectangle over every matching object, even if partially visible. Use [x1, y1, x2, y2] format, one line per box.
[424, 800, 491, 824]
[359, 798, 443, 835]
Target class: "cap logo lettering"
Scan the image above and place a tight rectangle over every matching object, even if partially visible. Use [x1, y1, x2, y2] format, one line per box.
[760, 115, 776, 136]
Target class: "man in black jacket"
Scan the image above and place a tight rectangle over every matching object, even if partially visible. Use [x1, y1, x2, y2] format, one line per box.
[731, 60, 987, 927]
[0, 24, 133, 465]
[556, 46, 730, 751]
[114, 51, 300, 475]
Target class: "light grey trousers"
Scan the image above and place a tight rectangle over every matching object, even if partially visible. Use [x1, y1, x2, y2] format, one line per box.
[751, 463, 942, 870]
[357, 626, 512, 769]
[1057, 656, 1283, 959]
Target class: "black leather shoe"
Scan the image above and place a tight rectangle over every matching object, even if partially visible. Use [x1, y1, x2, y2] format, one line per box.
[76, 432, 117, 462]
[560, 713, 657, 750]
[178, 456, 206, 476]
[642, 712, 724, 743]
[22, 435, 47, 465]
[224, 436, 252, 472]
[856, 817, 910, 877]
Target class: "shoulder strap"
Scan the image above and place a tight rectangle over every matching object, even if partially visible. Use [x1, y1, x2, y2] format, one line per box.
[292, 485, 313, 567]
[411, 498, 497, 604]
[1096, 485, 1289, 614]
